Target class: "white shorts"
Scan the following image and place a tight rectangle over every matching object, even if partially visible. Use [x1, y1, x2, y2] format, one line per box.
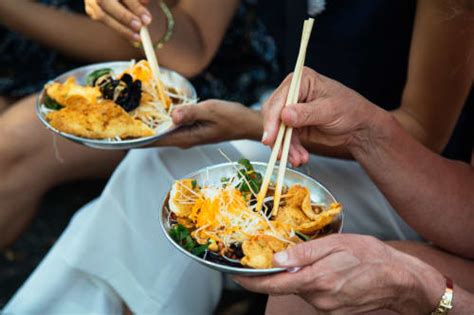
[5, 140, 420, 314]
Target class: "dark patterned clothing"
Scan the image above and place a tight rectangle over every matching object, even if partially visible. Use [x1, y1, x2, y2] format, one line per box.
[190, 0, 280, 105]
[1, 0, 471, 161]
[0, 1, 84, 97]
[0, 0, 279, 106]
[257, 0, 473, 162]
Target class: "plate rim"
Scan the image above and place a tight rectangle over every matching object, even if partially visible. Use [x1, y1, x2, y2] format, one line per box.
[159, 161, 343, 275]
[36, 61, 197, 149]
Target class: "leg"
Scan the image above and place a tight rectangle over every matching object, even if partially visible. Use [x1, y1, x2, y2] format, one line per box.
[0, 96, 15, 115]
[0, 94, 125, 247]
[6, 145, 229, 314]
[0, 95, 15, 113]
[266, 242, 474, 314]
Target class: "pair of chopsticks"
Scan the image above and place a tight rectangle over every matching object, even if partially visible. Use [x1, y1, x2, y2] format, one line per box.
[256, 18, 314, 217]
[139, 27, 170, 107]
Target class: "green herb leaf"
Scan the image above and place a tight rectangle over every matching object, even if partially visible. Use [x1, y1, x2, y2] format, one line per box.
[191, 244, 209, 256]
[238, 158, 253, 171]
[191, 179, 197, 189]
[237, 158, 263, 193]
[44, 95, 63, 110]
[86, 68, 113, 86]
[295, 231, 310, 241]
[169, 224, 209, 257]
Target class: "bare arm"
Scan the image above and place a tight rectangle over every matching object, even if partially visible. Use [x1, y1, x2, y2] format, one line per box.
[149, 0, 239, 77]
[393, 0, 474, 153]
[87, 0, 239, 77]
[0, 0, 141, 62]
[351, 111, 474, 259]
[263, 0, 474, 161]
[273, 67, 474, 258]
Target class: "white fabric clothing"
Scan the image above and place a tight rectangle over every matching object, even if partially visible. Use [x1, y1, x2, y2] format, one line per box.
[5, 140, 420, 314]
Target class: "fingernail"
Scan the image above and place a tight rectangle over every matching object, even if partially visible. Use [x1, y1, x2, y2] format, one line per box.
[132, 34, 141, 42]
[130, 19, 141, 30]
[274, 251, 288, 264]
[288, 267, 301, 273]
[261, 131, 268, 143]
[141, 14, 151, 25]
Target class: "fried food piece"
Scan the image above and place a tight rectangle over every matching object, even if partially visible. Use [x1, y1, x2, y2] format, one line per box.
[241, 235, 287, 269]
[297, 203, 342, 234]
[285, 185, 317, 219]
[46, 99, 155, 139]
[275, 205, 309, 228]
[169, 179, 201, 217]
[46, 77, 101, 106]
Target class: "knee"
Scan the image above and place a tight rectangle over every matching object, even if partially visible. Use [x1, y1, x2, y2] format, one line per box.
[0, 117, 38, 181]
[0, 97, 42, 156]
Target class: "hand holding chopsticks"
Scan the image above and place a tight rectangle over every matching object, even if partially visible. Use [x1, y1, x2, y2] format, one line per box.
[256, 18, 314, 216]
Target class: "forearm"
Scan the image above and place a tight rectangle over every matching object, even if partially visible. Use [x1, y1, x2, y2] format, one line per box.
[0, 1, 140, 62]
[242, 109, 264, 141]
[303, 0, 473, 160]
[150, 7, 211, 77]
[397, 250, 474, 314]
[394, 0, 474, 153]
[451, 286, 474, 314]
[351, 112, 474, 257]
[147, 0, 239, 78]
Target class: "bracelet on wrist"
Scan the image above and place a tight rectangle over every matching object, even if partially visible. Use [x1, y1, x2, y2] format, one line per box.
[431, 276, 454, 315]
[133, 1, 174, 50]
[155, 1, 174, 49]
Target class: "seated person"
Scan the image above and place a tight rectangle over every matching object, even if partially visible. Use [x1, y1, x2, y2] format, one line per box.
[0, 0, 141, 247]
[4, 0, 473, 313]
[236, 67, 474, 314]
[1, 0, 268, 248]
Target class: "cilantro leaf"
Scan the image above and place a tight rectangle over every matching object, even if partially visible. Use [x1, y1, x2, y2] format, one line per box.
[86, 68, 113, 86]
[44, 95, 63, 110]
[295, 231, 310, 241]
[237, 158, 263, 193]
[169, 224, 209, 257]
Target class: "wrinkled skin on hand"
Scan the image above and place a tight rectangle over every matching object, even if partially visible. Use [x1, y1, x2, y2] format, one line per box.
[235, 234, 444, 314]
[261, 67, 387, 167]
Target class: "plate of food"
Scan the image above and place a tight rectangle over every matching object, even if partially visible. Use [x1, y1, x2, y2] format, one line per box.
[36, 60, 197, 149]
[160, 159, 343, 276]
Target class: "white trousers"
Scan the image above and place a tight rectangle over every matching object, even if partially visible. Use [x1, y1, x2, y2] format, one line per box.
[4, 140, 419, 314]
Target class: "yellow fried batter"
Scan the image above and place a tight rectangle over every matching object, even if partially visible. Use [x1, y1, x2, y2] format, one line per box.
[285, 185, 317, 219]
[45, 77, 101, 106]
[46, 99, 154, 139]
[297, 203, 342, 234]
[169, 179, 201, 217]
[277, 189, 342, 236]
[241, 235, 287, 269]
[275, 205, 309, 228]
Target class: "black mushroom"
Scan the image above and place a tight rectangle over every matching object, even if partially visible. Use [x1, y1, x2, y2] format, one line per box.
[87, 68, 142, 112]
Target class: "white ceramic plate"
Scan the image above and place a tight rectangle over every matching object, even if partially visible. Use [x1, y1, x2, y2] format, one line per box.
[36, 61, 197, 150]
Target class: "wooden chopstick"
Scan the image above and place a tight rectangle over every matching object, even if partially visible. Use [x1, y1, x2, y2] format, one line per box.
[256, 18, 314, 216]
[139, 26, 170, 107]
